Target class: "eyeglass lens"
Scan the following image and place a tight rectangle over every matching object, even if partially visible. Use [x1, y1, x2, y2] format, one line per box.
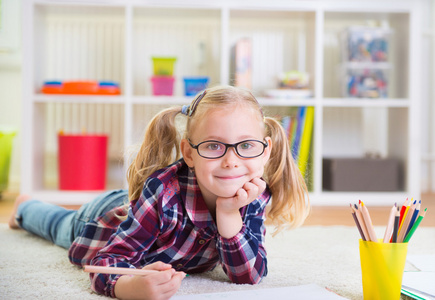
[197, 140, 265, 158]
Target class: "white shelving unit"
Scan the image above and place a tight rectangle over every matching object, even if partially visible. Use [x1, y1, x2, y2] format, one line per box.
[21, 0, 422, 206]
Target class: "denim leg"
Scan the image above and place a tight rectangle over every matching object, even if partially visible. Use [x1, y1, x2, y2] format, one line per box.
[17, 189, 128, 249]
[17, 200, 77, 249]
[71, 189, 128, 239]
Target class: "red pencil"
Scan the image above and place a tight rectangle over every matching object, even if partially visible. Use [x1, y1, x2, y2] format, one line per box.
[399, 198, 409, 226]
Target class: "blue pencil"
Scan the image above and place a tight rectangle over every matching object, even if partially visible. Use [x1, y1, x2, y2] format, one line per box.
[406, 200, 421, 237]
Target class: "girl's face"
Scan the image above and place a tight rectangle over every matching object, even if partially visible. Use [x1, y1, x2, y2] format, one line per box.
[181, 105, 272, 205]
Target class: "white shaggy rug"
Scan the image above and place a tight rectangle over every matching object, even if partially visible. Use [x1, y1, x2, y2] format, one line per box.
[1, 224, 434, 299]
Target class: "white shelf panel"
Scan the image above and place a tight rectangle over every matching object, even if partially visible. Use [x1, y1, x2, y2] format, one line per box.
[132, 96, 317, 107]
[34, 94, 126, 104]
[32, 189, 408, 207]
[309, 191, 409, 206]
[323, 98, 409, 108]
[32, 190, 106, 205]
[257, 97, 316, 107]
[132, 96, 191, 105]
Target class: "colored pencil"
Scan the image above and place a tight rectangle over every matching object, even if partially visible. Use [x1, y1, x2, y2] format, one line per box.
[354, 204, 369, 241]
[383, 203, 397, 243]
[360, 201, 377, 242]
[406, 200, 421, 237]
[398, 200, 417, 242]
[392, 206, 400, 243]
[399, 198, 411, 230]
[83, 265, 158, 276]
[350, 204, 366, 241]
[403, 208, 427, 243]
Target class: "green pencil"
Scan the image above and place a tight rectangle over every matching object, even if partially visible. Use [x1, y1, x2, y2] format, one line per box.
[403, 208, 427, 243]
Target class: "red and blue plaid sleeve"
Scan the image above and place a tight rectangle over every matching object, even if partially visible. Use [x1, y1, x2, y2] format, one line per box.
[216, 191, 270, 284]
[89, 177, 164, 297]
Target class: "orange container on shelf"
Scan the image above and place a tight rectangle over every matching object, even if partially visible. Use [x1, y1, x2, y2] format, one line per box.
[41, 80, 121, 95]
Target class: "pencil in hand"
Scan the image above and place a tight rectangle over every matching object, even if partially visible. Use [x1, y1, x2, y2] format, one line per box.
[83, 265, 158, 276]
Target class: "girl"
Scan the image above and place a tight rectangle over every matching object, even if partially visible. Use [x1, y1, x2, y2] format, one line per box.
[9, 85, 310, 299]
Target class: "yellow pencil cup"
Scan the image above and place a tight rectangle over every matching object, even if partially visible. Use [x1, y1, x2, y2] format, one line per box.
[359, 239, 408, 300]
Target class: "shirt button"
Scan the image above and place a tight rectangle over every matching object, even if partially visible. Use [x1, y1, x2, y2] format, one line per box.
[198, 239, 205, 245]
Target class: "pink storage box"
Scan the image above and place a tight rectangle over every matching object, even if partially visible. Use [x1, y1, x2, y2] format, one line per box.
[151, 76, 175, 95]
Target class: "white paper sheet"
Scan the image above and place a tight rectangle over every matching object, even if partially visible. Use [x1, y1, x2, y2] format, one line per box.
[172, 284, 348, 300]
[407, 255, 435, 272]
[402, 272, 435, 299]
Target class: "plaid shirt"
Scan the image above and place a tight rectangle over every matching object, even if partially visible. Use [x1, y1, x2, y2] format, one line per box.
[70, 159, 270, 298]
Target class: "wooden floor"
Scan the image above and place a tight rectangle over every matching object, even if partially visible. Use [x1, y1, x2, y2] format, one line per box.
[1, 191, 434, 226]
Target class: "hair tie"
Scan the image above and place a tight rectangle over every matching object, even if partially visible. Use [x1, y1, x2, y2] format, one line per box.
[182, 90, 207, 117]
[181, 105, 190, 116]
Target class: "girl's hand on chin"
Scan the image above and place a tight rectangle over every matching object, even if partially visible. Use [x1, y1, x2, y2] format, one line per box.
[216, 177, 266, 213]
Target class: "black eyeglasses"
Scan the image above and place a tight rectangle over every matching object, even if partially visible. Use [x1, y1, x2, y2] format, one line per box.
[188, 139, 268, 159]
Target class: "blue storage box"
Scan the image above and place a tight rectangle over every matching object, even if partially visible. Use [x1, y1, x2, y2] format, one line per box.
[183, 77, 209, 96]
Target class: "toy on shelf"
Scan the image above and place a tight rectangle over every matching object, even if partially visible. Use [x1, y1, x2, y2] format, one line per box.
[41, 80, 121, 95]
[345, 27, 391, 62]
[341, 26, 393, 98]
[150, 57, 177, 96]
[346, 69, 388, 98]
[264, 70, 312, 99]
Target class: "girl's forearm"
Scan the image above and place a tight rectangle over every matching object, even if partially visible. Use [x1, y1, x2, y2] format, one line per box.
[216, 209, 243, 238]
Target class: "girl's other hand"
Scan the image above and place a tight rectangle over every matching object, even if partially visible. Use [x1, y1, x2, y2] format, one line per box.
[217, 177, 266, 213]
[114, 261, 186, 300]
[215, 177, 266, 238]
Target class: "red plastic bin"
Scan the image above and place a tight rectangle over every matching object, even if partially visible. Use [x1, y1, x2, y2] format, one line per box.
[58, 134, 108, 190]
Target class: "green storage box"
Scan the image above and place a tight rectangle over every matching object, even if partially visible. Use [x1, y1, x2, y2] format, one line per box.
[0, 128, 16, 193]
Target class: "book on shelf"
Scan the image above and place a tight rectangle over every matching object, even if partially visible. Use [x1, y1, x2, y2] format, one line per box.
[231, 38, 252, 89]
[279, 106, 314, 184]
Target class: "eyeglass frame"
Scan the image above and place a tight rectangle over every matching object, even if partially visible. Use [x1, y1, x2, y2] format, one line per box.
[187, 138, 269, 159]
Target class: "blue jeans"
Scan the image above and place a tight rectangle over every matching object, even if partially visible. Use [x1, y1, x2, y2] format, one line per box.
[16, 189, 128, 249]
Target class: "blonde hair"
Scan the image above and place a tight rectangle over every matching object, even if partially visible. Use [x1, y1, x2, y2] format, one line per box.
[127, 85, 310, 232]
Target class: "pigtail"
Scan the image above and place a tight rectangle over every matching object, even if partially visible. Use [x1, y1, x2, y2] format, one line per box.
[127, 106, 182, 201]
[264, 117, 310, 234]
